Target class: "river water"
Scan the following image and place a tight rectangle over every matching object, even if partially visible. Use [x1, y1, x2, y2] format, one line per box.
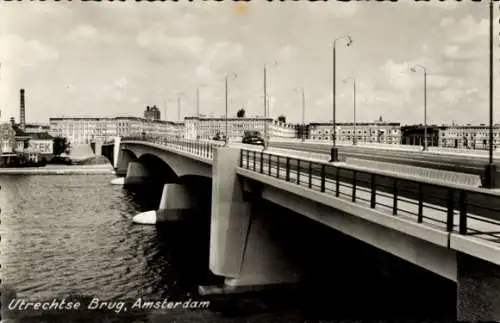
[0, 174, 456, 322]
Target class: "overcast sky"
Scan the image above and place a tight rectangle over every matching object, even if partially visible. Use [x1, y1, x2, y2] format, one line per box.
[0, 1, 498, 125]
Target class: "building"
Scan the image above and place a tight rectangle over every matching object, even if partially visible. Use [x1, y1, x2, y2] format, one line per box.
[294, 124, 311, 140]
[309, 118, 401, 144]
[184, 117, 297, 140]
[11, 124, 31, 153]
[144, 105, 161, 121]
[27, 132, 54, 155]
[438, 124, 500, 150]
[401, 125, 442, 147]
[24, 123, 51, 134]
[0, 123, 17, 165]
[49, 117, 184, 145]
[269, 121, 296, 138]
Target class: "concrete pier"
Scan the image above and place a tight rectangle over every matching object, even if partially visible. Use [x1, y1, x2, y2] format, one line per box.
[113, 137, 121, 169]
[114, 149, 134, 178]
[124, 161, 149, 185]
[207, 147, 301, 292]
[133, 183, 197, 224]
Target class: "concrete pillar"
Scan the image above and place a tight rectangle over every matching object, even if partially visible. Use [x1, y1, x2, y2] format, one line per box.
[124, 161, 150, 185]
[224, 201, 302, 290]
[209, 147, 252, 278]
[115, 150, 130, 177]
[206, 147, 301, 293]
[95, 142, 103, 157]
[133, 183, 198, 224]
[113, 137, 121, 169]
[158, 183, 196, 209]
[457, 253, 500, 321]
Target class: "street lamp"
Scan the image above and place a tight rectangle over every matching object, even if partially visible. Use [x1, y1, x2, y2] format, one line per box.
[331, 35, 353, 162]
[410, 64, 427, 151]
[196, 85, 208, 118]
[176, 92, 185, 123]
[263, 61, 278, 151]
[163, 99, 167, 122]
[294, 87, 306, 142]
[484, 0, 497, 188]
[224, 73, 238, 147]
[343, 77, 357, 145]
[195, 85, 208, 141]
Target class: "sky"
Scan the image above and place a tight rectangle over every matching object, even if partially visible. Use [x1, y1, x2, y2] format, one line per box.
[0, 0, 499, 126]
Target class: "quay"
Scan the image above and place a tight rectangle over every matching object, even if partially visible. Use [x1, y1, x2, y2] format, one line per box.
[0, 164, 114, 175]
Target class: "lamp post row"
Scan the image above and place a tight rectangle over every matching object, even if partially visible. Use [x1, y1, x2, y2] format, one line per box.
[165, 1, 496, 186]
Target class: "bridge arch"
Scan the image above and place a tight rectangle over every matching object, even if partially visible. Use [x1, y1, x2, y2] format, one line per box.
[138, 153, 179, 183]
[115, 148, 139, 176]
[121, 142, 212, 179]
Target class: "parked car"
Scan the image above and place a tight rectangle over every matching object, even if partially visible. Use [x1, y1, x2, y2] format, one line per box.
[213, 133, 226, 141]
[242, 130, 264, 145]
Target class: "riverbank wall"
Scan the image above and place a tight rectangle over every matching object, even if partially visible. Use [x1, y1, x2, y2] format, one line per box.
[0, 164, 113, 175]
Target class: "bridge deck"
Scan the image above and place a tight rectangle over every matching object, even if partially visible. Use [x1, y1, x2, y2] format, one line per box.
[239, 156, 500, 246]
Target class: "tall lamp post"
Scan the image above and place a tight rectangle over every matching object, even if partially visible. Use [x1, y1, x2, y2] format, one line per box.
[224, 73, 238, 147]
[263, 61, 278, 151]
[410, 65, 428, 151]
[484, 0, 497, 188]
[176, 92, 185, 123]
[294, 87, 306, 142]
[163, 99, 167, 122]
[331, 36, 353, 162]
[343, 77, 357, 145]
[195, 85, 207, 141]
[196, 85, 208, 118]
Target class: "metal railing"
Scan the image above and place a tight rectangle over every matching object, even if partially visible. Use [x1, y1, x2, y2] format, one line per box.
[121, 135, 224, 159]
[239, 149, 500, 242]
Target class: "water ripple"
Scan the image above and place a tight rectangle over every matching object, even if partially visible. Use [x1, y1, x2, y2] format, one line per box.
[0, 174, 180, 301]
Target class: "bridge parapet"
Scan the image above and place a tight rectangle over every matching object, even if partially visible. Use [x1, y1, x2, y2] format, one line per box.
[120, 135, 225, 160]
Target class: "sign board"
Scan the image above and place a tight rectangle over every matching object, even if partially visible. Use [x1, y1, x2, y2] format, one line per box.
[29, 140, 53, 154]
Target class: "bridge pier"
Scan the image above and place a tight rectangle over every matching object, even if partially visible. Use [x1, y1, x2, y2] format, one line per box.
[113, 149, 135, 179]
[133, 183, 198, 224]
[203, 147, 301, 294]
[124, 161, 150, 185]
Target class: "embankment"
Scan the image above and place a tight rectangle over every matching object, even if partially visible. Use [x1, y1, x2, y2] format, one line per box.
[0, 164, 113, 175]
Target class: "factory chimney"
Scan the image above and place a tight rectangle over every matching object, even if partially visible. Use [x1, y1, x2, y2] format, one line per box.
[20, 88, 25, 130]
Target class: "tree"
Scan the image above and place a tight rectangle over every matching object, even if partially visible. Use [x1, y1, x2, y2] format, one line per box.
[277, 115, 286, 123]
[53, 137, 71, 156]
[237, 109, 245, 118]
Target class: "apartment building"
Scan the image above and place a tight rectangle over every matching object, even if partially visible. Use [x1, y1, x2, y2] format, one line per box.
[49, 117, 184, 144]
[309, 120, 401, 144]
[184, 117, 296, 140]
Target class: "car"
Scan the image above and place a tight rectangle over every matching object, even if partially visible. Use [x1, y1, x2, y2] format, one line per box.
[213, 134, 226, 141]
[242, 130, 264, 145]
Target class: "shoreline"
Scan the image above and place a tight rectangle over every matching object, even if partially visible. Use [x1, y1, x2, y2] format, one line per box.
[0, 164, 114, 175]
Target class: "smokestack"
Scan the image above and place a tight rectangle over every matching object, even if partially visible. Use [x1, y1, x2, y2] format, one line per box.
[20, 88, 25, 130]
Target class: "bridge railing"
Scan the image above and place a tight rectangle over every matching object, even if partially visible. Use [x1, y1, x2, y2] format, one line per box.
[239, 149, 500, 242]
[121, 135, 225, 159]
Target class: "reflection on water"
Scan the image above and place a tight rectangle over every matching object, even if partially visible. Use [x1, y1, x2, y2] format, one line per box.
[1, 175, 176, 300]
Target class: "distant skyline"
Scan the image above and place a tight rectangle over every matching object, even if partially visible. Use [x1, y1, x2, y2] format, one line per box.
[0, 1, 499, 125]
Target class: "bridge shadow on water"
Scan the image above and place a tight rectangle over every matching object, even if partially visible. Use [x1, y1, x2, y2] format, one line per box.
[204, 199, 458, 322]
[116, 183, 458, 321]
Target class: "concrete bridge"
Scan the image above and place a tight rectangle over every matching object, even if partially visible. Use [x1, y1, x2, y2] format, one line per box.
[102, 136, 500, 321]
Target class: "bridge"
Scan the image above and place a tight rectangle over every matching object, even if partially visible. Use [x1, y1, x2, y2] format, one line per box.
[102, 136, 500, 321]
